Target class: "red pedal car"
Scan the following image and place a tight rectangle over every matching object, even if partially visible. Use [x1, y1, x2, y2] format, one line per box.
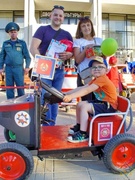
[0, 80, 135, 179]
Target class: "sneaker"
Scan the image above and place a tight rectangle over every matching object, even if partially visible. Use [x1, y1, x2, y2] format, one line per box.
[67, 131, 89, 143]
[68, 124, 80, 135]
[41, 119, 55, 126]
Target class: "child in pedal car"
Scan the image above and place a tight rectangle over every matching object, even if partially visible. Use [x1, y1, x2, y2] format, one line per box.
[63, 56, 118, 143]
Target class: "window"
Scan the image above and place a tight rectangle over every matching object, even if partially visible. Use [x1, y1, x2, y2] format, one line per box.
[0, 12, 12, 47]
[14, 11, 24, 39]
[40, 11, 83, 25]
[102, 13, 135, 61]
[102, 13, 135, 49]
[127, 15, 135, 50]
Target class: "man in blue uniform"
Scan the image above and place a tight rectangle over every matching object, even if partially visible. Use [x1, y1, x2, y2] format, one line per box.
[0, 22, 31, 99]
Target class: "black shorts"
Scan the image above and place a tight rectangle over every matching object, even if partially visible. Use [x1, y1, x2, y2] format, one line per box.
[87, 99, 117, 116]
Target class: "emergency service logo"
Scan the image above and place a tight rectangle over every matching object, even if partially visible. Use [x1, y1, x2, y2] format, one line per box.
[98, 122, 113, 141]
[14, 111, 31, 127]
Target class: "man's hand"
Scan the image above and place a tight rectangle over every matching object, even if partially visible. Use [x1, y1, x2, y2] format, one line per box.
[0, 69, 4, 74]
[58, 51, 73, 61]
[24, 68, 30, 75]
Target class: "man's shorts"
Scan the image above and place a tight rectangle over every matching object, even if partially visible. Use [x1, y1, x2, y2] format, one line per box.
[87, 99, 117, 116]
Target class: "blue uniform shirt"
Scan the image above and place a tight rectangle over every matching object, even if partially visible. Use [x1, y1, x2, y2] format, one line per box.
[0, 39, 31, 69]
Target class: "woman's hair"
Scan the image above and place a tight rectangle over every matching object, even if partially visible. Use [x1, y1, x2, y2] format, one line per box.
[75, 17, 95, 39]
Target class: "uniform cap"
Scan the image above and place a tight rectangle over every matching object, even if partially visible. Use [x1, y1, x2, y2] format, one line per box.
[5, 22, 20, 33]
[89, 56, 108, 67]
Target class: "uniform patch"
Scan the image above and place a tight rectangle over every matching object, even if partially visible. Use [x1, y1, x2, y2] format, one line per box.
[16, 47, 21, 51]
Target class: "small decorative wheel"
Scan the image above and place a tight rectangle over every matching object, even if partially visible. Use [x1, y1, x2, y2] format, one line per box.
[103, 133, 135, 174]
[120, 90, 127, 97]
[0, 142, 34, 180]
[4, 128, 16, 142]
[66, 105, 70, 112]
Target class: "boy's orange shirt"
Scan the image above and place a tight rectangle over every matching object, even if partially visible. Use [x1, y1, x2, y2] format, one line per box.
[89, 75, 118, 109]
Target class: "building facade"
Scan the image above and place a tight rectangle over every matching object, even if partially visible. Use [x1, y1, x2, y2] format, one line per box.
[1, 0, 135, 62]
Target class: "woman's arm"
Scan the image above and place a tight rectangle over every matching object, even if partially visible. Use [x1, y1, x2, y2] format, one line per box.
[74, 47, 86, 64]
[74, 44, 95, 64]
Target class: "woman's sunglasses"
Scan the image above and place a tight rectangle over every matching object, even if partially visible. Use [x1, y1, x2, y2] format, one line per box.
[52, 5, 64, 11]
[79, 16, 90, 21]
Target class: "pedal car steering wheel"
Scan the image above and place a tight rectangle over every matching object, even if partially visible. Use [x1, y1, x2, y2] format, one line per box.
[40, 81, 64, 103]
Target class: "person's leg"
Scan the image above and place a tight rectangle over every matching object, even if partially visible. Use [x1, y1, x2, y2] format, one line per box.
[13, 67, 25, 97]
[69, 101, 93, 134]
[76, 101, 86, 124]
[41, 78, 52, 121]
[50, 68, 64, 124]
[76, 101, 93, 131]
[5, 66, 14, 99]
[79, 102, 93, 131]
[40, 68, 64, 125]
[51, 69, 64, 121]
[68, 101, 93, 143]
[68, 101, 83, 134]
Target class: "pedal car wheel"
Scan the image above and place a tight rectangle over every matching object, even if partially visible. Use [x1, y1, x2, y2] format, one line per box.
[0, 142, 34, 180]
[103, 133, 135, 174]
[4, 128, 16, 142]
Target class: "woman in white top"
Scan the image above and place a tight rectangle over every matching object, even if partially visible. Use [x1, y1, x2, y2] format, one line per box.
[73, 17, 103, 100]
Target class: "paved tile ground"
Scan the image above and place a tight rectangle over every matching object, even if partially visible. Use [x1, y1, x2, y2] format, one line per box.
[0, 91, 135, 179]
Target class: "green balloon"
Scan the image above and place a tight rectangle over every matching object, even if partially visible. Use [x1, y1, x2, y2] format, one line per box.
[101, 38, 118, 56]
